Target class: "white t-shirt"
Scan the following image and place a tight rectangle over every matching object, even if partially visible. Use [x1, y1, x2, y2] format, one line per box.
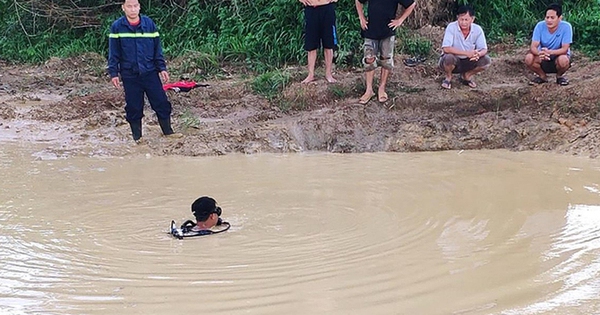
[441, 21, 488, 59]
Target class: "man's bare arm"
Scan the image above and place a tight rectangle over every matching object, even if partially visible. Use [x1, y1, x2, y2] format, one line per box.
[355, 0, 368, 30]
[529, 40, 541, 56]
[547, 43, 570, 57]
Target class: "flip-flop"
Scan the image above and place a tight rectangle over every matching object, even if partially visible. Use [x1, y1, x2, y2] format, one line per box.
[403, 56, 427, 67]
[403, 57, 419, 67]
[378, 92, 388, 103]
[441, 79, 451, 89]
[528, 77, 548, 85]
[460, 77, 477, 88]
[556, 77, 569, 86]
[358, 93, 375, 105]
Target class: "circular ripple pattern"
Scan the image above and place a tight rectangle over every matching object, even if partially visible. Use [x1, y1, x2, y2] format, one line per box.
[1, 148, 600, 315]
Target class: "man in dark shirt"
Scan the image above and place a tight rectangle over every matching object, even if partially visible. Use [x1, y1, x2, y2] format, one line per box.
[355, 0, 415, 104]
[107, 0, 182, 143]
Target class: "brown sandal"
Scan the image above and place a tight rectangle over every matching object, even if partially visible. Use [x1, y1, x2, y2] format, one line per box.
[460, 77, 477, 88]
[358, 92, 375, 105]
[378, 92, 388, 103]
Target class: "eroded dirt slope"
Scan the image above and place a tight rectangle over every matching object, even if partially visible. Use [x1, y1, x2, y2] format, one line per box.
[1, 48, 599, 158]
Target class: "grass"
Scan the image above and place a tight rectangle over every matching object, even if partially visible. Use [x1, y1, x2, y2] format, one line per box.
[1, 0, 598, 64]
[250, 69, 291, 100]
[397, 31, 434, 58]
[328, 84, 352, 99]
[179, 109, 201, 130]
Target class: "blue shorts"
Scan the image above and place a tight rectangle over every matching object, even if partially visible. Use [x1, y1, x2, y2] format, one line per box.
[303, 3, 337, 51]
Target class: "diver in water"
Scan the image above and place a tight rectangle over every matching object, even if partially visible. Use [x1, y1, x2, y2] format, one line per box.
[191, 196, 222, 231]
[169, 196, 230, 239]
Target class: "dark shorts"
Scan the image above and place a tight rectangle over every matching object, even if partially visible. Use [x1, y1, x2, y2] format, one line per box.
[541, 55, 571, 73]
[304, 3, 337, 51]
[438, 54, 492, 73]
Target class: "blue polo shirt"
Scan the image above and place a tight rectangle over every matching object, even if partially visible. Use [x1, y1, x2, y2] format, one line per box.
[532, 20, 572, 56]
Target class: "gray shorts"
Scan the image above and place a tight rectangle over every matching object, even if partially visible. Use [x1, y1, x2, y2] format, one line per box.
[363, 36, 395, 71]
[438, 54, 491, 73]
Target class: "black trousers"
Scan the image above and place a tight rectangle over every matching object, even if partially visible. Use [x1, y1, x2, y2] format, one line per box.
[122, 71, 171, 122]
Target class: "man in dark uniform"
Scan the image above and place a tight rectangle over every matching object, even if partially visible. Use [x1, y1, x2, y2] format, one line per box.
[107, 0, 182, 143]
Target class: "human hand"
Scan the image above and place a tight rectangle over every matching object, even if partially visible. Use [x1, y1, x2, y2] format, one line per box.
[359, 16, 368, 30]
[387, 18, 402, 30]
[159, 70, 169, 83]
[299, 0, 313, 6]
[540, 47, 551, 61]
[111, 77, 121, 88]
[469, 50, 480, 62]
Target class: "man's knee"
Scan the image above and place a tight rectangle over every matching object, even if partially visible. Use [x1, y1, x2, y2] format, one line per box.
[524, 53, 536, 66]
[556, 55, 571, 70]
[363, 56, 377, 71]
[478, 55, 492, 69]
[380, 57, 394, 70]
[440, 54, 457, 68]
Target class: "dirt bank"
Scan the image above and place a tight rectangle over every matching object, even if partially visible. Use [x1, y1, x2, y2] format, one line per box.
[1, 47, 600, 158]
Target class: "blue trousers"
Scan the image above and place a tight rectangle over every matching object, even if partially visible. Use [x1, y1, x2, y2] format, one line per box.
[122, 71, 172, 122]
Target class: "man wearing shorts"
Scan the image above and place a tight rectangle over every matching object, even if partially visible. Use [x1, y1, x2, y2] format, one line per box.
[438, 5, 491, 89]
[300, 0, 338, 84]
[355, 0, 415, 104]
[524, 3, 572, 86]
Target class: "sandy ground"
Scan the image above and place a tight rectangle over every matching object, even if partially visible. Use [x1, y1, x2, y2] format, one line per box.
[1, 43, 600, 158]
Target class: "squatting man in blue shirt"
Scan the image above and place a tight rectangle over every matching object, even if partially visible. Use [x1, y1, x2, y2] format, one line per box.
[107, 0, 183, 143]
[524, 3, 573, 86]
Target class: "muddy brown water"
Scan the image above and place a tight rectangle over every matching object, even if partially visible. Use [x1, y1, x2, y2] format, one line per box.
[1, 144, 600, 314]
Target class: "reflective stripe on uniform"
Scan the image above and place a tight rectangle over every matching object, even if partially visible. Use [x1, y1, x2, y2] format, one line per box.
[109, 32, 160, 38]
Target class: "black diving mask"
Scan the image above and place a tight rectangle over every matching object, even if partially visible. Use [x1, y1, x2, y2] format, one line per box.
[214, 207, 224, 225]
[214, 206, 222, 216]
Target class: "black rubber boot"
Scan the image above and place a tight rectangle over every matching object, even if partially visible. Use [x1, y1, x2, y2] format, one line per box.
[129, 120, 142, 141]
[158, 117, 174, 135]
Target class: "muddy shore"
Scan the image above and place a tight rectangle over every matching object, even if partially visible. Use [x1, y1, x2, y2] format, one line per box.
[1, 47, 599, 158]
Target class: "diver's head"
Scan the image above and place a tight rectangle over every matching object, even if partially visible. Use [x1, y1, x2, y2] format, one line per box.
[191, 196, 221, 226]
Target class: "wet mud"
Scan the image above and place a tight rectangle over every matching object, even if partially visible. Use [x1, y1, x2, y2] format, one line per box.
[1, 46, 600, 158]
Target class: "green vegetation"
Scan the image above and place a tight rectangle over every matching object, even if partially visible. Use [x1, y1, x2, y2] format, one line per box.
[0, 0, 598, 65]
[328, 84, 352, 99]
[397, 29, 433, 58]
[179, 109, 201, 130]
[457, 0, 541, 41]
[250, 69, 291, 100]
[565, 1, 600, 57]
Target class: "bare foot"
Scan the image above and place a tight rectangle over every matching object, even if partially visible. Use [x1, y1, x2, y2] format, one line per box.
[358, 91, 375, 105]
[301, 76, 315, 84]
[326, 76, 337, 83]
